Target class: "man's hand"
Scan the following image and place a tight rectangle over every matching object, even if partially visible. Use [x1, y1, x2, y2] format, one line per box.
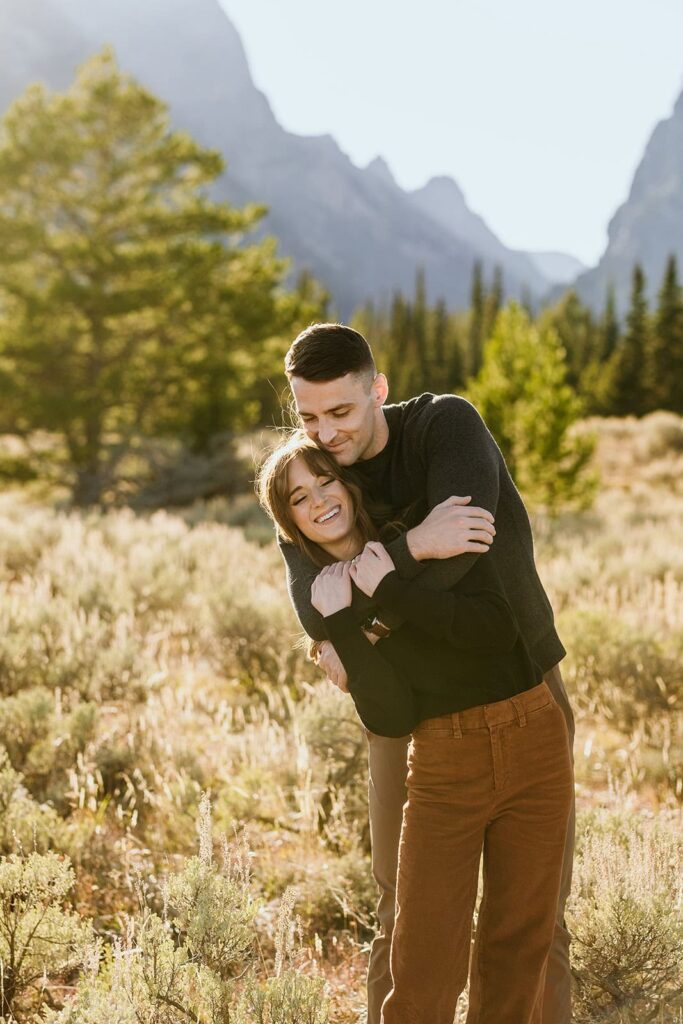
[406, 496, 495, 561]
[350, 541, 395, 597]
[315, 639, 349, 694]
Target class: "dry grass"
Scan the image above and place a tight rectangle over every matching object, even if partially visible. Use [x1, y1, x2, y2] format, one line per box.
[0, 414, 681, 1021]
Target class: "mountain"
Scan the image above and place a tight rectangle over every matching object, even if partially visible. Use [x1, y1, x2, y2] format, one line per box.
[408, 175, 549, 294]
[529, 251, 586, 287]
[572, 87, 683, 315]
[0, 0, 562, 314]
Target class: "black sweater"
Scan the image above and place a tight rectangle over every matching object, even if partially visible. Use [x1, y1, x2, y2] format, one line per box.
[280, 394, 565, 673]
[323, 556, 543, 738]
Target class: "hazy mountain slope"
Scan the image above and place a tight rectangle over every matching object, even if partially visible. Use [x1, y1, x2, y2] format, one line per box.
[1, 0, 562, 313]
[572, 88, 683, 314]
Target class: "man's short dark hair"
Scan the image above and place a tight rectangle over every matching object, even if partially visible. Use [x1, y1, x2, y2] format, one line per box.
[285, 322, 377, 382]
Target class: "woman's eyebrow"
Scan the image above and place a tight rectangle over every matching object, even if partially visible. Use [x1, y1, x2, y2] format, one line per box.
[288, 484, 305, 500]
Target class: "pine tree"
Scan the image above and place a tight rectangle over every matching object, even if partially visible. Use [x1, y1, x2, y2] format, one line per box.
[468, 261, 485, 378]
[483, 265, 503, 342]
[543, 290, 597, 390]
[387, 290, 412, 401]
[608, 264, 653, 416]
[0, 50, 318, 504]
[467, 303, 596, 511]
[652, 254, 683, 412]
[431, 298, 448, 391]
[599, 285, 620, 362]
[412, 267, 430, 393]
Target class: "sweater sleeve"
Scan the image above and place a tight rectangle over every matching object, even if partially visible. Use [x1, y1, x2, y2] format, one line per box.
[383, 395, 502, 589]
[323, 607, 417, 737]
[373, 570, 518, 652]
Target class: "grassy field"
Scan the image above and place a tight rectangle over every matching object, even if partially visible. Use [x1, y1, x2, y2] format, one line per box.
[0, 413, 681, 1023]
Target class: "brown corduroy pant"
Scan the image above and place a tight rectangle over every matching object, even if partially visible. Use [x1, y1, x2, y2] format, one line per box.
[366, 666, 575, 1024]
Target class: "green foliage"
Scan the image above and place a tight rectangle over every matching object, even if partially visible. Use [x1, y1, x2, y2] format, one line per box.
[568, 818, 682, 1023]
[0, 49, 325, 505]
[541, 290, 597, 391]
[468, 261, 485, 378]
[467, 303, 597, 511]
[652, 254, 683, 413]
[0, 850, 93, 1019]
[165, 796, 259, 979]
[0, 749, 71, 855]
[608, 264, 654, 416]
[352, 273, 467, 403]
[44, 802, 328, 1024]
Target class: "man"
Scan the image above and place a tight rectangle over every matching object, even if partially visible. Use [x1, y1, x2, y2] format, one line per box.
[277, 322, 574, 1024]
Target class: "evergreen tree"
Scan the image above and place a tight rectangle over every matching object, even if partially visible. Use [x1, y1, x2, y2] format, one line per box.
[543, 290, 596, 390]
[578, 285, 620, 414]
[467, 303, 596, 511]
[412, 267, 430, 393]
[608, 264, 653, 416]
[483, 265, 503, 342]
[387, 289, 412, 401]
[431, 298, 448, 391]
[0, 50, 318, 504]
[652, 254, 683, 412]
[599, 284, 620, 362]
[468, 261, 485, 378]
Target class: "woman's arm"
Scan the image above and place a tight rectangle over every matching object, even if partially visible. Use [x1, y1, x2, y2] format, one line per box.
[351, 542, 518, 652]
[311, 563, 416, 737]
[323, 608, 417, 738]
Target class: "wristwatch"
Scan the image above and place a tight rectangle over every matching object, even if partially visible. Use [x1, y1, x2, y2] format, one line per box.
[361, 615, 392, 639]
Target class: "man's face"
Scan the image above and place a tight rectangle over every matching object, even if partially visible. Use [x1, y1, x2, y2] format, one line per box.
[290, 372, 386, 465]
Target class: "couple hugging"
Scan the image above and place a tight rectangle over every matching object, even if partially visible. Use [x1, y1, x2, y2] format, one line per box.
[256, 322, 575, 1024]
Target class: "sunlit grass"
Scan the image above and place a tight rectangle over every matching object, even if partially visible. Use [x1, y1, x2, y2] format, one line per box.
[0, 414, 681, 1022]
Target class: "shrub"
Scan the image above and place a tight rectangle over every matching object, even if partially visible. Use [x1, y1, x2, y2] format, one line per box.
[0, 749, 72, 855]
[0, 850, 93, 1020]
[568, 815, 683, 1023]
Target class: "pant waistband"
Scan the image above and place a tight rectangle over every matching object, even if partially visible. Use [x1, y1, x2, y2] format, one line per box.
[413, 682, 553, 737]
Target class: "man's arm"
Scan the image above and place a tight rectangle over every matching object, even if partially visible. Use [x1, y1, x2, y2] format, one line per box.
[383, 396, 501, 590]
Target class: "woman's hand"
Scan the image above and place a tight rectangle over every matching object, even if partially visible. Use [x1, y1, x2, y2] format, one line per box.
[311, 561, 353, 616]
[350, 541, 395, 597]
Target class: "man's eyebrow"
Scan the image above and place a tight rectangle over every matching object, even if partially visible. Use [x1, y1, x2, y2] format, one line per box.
[300, 402, 353, 416]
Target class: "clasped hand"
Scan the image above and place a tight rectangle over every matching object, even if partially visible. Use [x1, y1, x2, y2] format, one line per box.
[310, 542, 396, 618]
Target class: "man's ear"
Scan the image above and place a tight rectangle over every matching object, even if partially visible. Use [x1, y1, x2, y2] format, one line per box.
[372, 372, 389, 407]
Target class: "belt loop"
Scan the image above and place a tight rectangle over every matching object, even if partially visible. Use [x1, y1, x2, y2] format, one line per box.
[511, 697, 527, 728]
[451, 712, 462, 739]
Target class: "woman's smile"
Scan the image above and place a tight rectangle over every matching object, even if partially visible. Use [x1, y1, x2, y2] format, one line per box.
[314, 504, 341, 524]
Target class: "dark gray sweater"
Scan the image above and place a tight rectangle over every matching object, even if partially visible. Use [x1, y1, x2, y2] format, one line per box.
[279, 393, 565, 673]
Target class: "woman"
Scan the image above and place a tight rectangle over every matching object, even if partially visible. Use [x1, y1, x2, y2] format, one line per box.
[257, 432, 573, 1024]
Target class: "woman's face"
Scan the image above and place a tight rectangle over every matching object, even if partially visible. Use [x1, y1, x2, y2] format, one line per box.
[286, 456, 355, 550]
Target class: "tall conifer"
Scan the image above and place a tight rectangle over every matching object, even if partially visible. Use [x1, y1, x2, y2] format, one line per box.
[468, 261, 485, 378]
[609, 264, 652, 416]
[652, 254, 683, 412]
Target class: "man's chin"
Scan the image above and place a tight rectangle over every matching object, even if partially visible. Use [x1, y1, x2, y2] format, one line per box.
[331, 448, 355, 466]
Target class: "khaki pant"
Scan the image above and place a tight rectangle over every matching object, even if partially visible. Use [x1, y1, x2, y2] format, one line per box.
[366, 665, 575, 1024]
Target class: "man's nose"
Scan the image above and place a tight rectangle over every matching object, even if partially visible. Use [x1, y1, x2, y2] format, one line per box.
[317, 421, 336, 444]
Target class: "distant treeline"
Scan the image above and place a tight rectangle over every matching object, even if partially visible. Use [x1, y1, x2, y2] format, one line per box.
[353, 258, 683, 418]
[0, 48, 681, 509]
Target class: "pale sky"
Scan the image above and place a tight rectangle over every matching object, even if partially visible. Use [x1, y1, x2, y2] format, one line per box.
[220, 0, 683, 267]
